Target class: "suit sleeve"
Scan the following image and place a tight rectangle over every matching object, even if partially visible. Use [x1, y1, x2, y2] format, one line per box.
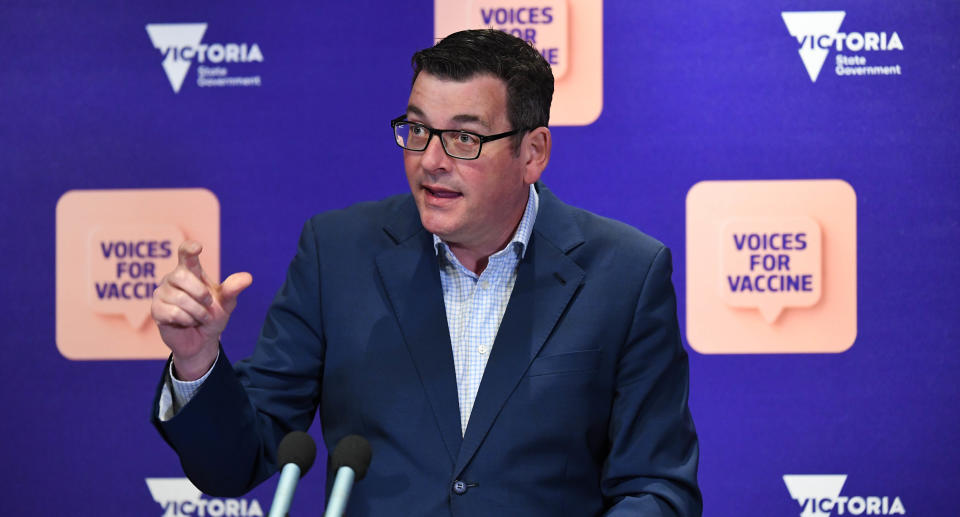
[602, 246, 702, 516]
[150, 219, 326, 497]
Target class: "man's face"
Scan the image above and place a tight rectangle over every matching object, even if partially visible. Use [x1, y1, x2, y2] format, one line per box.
[404, 72, 535, 253]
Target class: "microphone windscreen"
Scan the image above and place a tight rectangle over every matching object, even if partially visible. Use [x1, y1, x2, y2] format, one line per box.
[331, 435, 372, 480]
[277, 431, 317, 476]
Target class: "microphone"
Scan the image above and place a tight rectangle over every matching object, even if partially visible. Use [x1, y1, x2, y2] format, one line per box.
[268, 431, 317, 517]
[323, 435, 372, 517]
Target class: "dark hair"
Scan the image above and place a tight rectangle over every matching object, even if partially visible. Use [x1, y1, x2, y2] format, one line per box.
[411, 29, 554, 146]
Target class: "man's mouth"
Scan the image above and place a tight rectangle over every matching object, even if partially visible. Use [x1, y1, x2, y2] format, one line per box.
[424, 185, 462, 199]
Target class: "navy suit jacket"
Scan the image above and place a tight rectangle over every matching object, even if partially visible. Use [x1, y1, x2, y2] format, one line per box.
[152, 184, 701, 516]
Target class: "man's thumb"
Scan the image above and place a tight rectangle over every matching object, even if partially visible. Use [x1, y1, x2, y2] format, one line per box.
[220, 272, 253, 303]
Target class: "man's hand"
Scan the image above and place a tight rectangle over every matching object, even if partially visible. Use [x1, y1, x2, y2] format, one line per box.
[151, 240, 252, 381]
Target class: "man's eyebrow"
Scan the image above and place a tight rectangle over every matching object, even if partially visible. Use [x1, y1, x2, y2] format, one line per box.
[451, 114, 490, 130]
[406, 105, 425, 118]
[404, 105, 491, 130]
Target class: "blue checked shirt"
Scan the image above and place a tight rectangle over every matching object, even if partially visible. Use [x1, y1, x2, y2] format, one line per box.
[161, 185, 539, 433]
[435, 184, 538, 435]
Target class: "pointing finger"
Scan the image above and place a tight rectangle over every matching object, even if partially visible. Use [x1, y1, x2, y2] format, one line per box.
[177, 240, 207, 281]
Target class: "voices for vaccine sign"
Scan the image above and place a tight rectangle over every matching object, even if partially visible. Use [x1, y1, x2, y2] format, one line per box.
[720, 217, 822, 323]
[685, 180, 857, 354]
[435, 0, 603, 126]
[56, 189, 219, 360]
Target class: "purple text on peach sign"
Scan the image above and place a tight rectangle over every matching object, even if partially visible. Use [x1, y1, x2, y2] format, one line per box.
[56, 188, 219, 360]
[685, 180, 856, 354]
[719, 217, 822, 323]
[87, 224, 183, 328]
[470, 0, 569, 78]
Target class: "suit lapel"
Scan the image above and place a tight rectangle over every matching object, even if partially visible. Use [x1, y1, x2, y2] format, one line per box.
[454, 185, 586, 476]
[376, 209, 463, 466]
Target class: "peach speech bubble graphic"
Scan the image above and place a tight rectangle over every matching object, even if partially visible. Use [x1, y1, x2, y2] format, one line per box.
[56, 189, 219, 360]
[719, 217, 822, 323]
[436, 0, 602, 125]
[87, 224, 183, 329]
[686, 180, 856, 354]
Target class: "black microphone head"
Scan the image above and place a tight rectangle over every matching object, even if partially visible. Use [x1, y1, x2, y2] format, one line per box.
[331, 435, 372, 481]
[277, 431, 317, 477]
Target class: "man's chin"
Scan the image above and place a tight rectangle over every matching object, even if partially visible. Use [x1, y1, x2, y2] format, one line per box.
[417, 212, 459, 241]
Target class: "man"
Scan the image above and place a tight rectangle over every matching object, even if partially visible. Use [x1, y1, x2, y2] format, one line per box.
[151, 29, 701, 515]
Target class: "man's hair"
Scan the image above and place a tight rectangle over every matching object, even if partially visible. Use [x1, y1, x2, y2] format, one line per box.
[411, 29, 554, 145]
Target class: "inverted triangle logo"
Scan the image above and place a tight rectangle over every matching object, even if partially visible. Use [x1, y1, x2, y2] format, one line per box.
[781, 11, 846, 82]
[145, 23, 208, 93]
[783, 474, 847, 517]
[145, 477, 202, 516]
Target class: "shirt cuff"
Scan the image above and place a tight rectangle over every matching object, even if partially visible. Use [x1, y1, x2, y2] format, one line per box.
[157, 350, 220, 422]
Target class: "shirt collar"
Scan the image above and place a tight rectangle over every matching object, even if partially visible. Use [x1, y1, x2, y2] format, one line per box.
[434, 183, 539, 260]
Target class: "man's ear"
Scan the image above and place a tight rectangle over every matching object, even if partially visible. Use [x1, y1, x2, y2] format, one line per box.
[521, 126, 551, 185]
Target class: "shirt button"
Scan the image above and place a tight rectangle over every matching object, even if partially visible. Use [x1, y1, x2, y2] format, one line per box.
[452, 480, 468, 495]
[478, 345, 488, 355]
[480, 280, 490, 290]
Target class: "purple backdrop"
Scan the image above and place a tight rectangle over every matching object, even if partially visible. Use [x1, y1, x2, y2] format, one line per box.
[2, 1, 958, 515]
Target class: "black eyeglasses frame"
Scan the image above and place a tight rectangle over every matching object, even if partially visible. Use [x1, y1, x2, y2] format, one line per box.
[390, 115, 525, 160]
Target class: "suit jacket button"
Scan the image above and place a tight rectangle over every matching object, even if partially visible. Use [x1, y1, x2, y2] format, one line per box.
[452, 480, 468, 495]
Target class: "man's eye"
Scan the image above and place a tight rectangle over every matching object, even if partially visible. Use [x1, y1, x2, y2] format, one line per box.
[457, 132, 479, 145]
[410, 125, 427, 136]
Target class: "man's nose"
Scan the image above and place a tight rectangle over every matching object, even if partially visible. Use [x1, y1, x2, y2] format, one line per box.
[420, 134, 453, 172]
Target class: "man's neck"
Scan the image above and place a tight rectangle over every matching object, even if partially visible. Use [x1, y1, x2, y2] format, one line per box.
[443, 186, 534, 275]
[447, 207, 522, 274]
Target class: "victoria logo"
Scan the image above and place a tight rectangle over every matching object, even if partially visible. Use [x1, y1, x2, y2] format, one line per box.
[145, 23, 264, 93]
[145, 478, 265, 516]
[145, 24, 207, 93]
[780, 12, 903, 82]
[781, 12, 846, 82]
[783, 475, 906, 516]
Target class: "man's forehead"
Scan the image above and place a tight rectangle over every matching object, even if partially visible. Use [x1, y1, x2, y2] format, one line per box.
[407, 104, 489, 127]
[406, 72, 507, 129]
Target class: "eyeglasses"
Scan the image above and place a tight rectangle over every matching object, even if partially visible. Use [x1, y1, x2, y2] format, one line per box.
[390, 115, 523, 160]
